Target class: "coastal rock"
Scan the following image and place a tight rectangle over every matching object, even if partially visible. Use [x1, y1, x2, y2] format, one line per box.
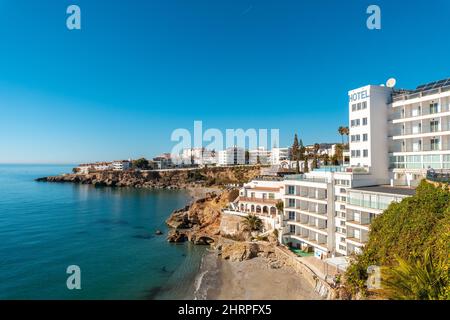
[165, 190, 236, 246]
[221, 241, 260, 262]
[167, 230, 187, 243]
[35, 165, 262, 191]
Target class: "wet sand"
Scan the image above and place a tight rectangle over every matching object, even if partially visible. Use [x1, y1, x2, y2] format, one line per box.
[207, 257, 322, 300]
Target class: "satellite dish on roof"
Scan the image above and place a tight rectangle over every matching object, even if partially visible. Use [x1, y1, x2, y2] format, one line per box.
[386, 78, 397, 88]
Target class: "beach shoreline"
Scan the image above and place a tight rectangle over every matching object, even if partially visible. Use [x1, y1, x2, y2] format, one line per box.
[193, 250, 322, 300]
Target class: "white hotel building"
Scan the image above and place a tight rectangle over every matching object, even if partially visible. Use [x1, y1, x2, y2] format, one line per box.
[223, 77, 448, 259]
[279, 78, 449, 258]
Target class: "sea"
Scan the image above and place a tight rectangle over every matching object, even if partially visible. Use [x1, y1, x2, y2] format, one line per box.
[0, 164, 216, 300]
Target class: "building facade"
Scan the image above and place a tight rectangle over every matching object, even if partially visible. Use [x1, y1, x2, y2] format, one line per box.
[218, 147, 245, 166]
[248, 147, 271, 165]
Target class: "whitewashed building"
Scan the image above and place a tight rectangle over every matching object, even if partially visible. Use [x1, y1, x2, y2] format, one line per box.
[248, 147, 271, 165]
[270, 147, 290, 165]
[218, 147, 245, 166]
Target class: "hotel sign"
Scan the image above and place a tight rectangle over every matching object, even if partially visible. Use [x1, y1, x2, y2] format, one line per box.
[349, 90, 370, 102]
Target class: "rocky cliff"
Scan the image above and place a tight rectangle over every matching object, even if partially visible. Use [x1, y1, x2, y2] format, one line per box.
[166, 189, 239, 244]
[35, 166, 262, 189]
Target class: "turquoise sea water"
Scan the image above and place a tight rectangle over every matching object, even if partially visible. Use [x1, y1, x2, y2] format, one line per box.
[0, 164, 205, 300]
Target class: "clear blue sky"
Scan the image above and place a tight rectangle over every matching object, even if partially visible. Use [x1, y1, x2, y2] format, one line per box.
[1, 0, 449, 163]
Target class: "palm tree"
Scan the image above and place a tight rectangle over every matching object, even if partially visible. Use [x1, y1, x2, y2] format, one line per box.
[342, 126, 350, 147]
[338, 126, 345, 144]
[303, 156, 309, 173]
[382, 250, 448, 300]
[275, 201, 284, 213]
[241, 214, 263, 232]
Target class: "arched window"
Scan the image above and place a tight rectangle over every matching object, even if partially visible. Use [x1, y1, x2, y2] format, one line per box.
[270, 207, 276, 216]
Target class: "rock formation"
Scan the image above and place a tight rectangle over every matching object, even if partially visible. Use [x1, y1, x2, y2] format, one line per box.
[36, 166, 262, 190]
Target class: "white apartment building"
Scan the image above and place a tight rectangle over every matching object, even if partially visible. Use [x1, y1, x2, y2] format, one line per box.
[224, 177, 285, 240]
[270, 147, 290, 165]
[181, 148, 205, 166]
[218, 147, 245, 166]
[112, 160, 131, 171]
[281, 168, 389, 258]
[389, 79, 450, 185]
[77, 162, 113, 174]
[345, 185, 414, 254]
[248, 147, 271, 165]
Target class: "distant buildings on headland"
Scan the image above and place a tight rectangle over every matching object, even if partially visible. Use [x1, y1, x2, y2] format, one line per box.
[72, 144, 341, 173]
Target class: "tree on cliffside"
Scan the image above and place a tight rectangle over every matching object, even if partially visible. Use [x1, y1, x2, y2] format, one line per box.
[241, 214, 263, 232]
[291, 134, 299, 161]
[132, 158, 150, 170]
[345, 181, 450, 299]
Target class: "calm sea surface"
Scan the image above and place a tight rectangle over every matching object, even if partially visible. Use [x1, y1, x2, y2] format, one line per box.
[0, 164, 205, 299]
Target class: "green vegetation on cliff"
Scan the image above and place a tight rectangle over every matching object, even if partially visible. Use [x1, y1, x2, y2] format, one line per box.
[345, 181, 450, 300]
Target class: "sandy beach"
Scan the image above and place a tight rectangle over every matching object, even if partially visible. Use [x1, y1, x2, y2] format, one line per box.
[207, 257, 322, 300]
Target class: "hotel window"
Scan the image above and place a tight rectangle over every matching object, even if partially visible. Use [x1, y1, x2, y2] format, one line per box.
[363, 133, 368, 141]
[289, 225, 295, 233]
[430, 103, 439, 114]
[362, 101, 367, 109]
[268, 193, 275, 199]
[352, 104, 357, 111]
[357, 103, 362, 110]
[251, 192, 255, 198]
[288, 211, 295, 220]
[430, 120, 439, 133]
[351, 119, 360, 127]
[351, 134, 360, 142]
[431, 138, 440, 151]
[355, 150, 361, 157]
[288, 199, 296, 208]
[362, 117, 368, 125]
[287, 185, 295, 195]
[363, 149, 368, 158]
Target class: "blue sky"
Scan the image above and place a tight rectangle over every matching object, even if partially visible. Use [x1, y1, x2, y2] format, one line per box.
[0, 0, 449, 163]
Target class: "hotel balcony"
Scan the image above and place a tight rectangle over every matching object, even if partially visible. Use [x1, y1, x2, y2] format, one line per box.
[389, 136, 450, 154]
[298, 201, 327, 215]
[345, 210, 371, 230]
[284, 174, 328, 184]
[391, 118, 450, 140]
[285, 186, 327, 202]
[346, 226, 369, 245]
[288, 225, 328, 250]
